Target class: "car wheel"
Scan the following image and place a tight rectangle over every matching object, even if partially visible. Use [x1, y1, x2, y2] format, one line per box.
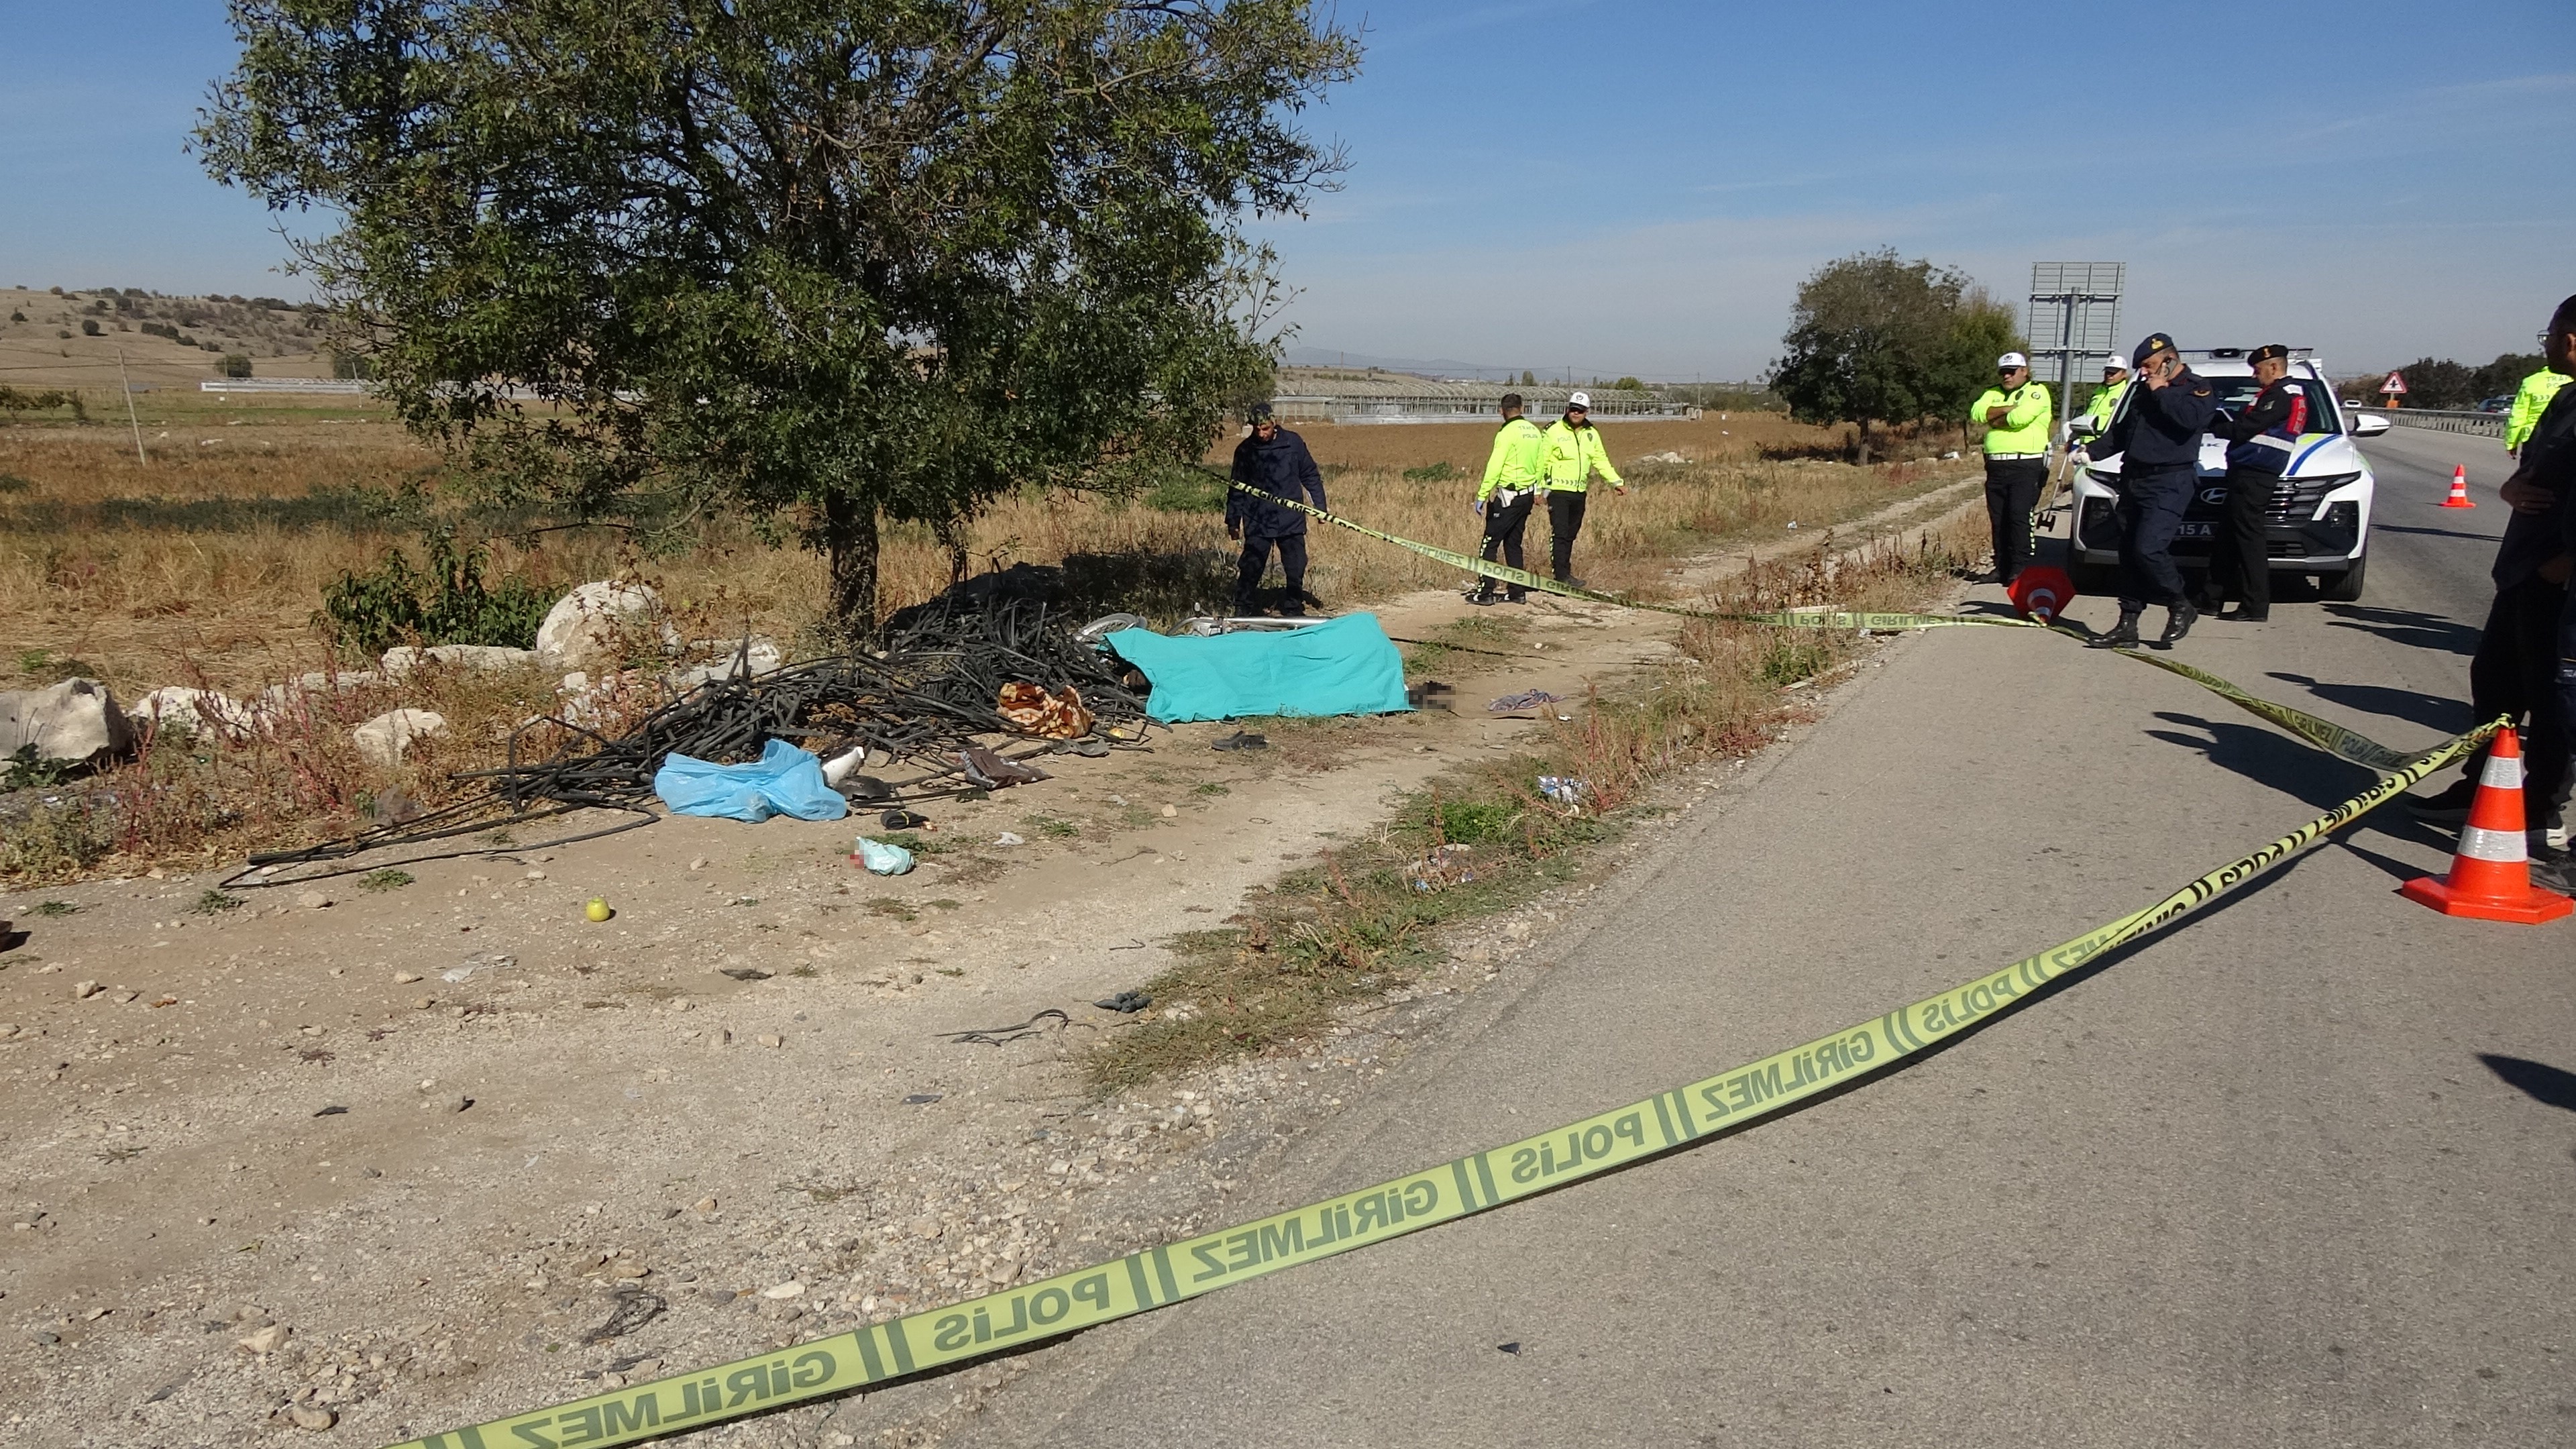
[2318, 550, 2367, 602]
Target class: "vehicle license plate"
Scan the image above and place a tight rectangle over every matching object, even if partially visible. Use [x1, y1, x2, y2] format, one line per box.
[2177, 522, 2214, 538]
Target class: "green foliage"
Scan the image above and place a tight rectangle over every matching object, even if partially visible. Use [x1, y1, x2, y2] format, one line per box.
[318, 533, 551, 658]
[0, 386, 87, 422]
[2388, 352, 2548, 411]
[200, 1, 1361, 638]
[1769, 249, 2025, 461]
[3, 745, 78, 791]
[1760, 636, 1833, 686]
[192, 888, 246, 914]
[360, 868, 415, 892]
[80, 319, 101, 337]
[0, 801, 113, 879]
[220, 353, 254, 378]
[32, 900, 79, 916]
[0, 474, 30, 494]
[1401, 460, 1460, 483]
[1612, 376, 1644, 391]
[1141, 466, 1230, 514]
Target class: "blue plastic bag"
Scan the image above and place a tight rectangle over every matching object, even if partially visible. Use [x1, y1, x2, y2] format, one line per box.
[653, 739, 849, 823]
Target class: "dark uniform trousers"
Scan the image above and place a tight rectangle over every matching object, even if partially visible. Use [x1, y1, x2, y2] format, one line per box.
[2115, 464, 2195, 609]
[2203, 467, 2278, 614]
[1982, 456, 2047, 581]
[1474, 491, 1534, 600]
[2470, 576, 2571, 816]
[1547, 490, 1589, 582]
[1234, 531, 1309, 616]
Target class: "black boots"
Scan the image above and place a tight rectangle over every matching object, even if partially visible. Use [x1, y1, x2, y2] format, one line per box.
[2155, 599, 2198, 649]
[2088, 608, 2143, 649]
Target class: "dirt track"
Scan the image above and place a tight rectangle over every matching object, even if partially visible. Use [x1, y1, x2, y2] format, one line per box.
[0, 476, 1977, 1446]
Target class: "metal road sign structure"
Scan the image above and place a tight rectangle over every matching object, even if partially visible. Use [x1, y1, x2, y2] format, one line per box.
[2026, 262, 2125, 442]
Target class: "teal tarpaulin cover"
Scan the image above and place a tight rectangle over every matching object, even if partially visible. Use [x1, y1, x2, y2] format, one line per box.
[1106, 613, 1413, 723]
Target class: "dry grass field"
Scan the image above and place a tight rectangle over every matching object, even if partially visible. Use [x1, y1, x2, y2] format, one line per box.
[0, 394, 1977, 880]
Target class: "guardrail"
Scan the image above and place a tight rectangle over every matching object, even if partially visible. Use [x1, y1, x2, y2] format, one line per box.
[2356, 407, 2503, 438]
[199, 378, 372, 394]
[1271, 394, 1698, 425]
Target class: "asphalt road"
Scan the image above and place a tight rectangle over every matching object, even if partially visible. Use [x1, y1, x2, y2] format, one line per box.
[951, 421, 2574, 1448]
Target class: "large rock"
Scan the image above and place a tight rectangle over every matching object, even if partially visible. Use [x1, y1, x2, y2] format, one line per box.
[130, 686, 255, 737]
[381, 644, 543, 678]
[537, 582, 678, 674]
[351, 708, 447, 768]
[0, 678, 133, 765]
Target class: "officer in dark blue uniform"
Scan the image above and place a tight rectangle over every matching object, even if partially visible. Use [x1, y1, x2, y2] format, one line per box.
[1226, 403, 1328, 616]
[2086, 333, 2220, 649]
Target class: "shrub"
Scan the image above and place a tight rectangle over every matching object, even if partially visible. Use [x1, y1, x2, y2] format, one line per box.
[80, 319, 101, 336]
[1401, 460, 1460, 483]
[220, 352, 253, 378]
[318, 531, 553, 657]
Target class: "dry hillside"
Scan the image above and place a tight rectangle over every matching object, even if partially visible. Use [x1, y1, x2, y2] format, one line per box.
[0, 284, 334, 392]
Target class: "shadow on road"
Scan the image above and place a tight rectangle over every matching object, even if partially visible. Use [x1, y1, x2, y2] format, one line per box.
[2322, 604, 2481, 657]
[2374, 522, 2502, 546]
[2141, 712, 2462, 853]
[2477, 1053, 2576, 1114]
[2266, 672, 2469, 734]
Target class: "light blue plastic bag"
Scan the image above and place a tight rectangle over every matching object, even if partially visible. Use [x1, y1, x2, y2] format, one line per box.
[653, 739, 849, 823]
[853, 837, 915, 875]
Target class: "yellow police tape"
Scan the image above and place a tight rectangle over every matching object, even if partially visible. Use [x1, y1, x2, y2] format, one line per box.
[385, 757, 2493, 1444]
[384, 492, 2486, 1449]
[1237, 481, 2413, 771]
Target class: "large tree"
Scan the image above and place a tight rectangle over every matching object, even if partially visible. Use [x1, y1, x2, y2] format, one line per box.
[1768, 250, 2024, 463]
[197, 1, 1358, 638]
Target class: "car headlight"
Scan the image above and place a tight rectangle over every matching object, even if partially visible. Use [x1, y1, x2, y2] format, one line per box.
[2295, 472, 2362, 492]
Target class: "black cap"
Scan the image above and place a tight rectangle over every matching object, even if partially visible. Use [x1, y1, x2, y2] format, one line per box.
[2247, 343, 2290, 365]
[2131, 333, 2177, 366]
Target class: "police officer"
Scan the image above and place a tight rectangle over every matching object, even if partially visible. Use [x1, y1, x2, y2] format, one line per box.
[2426, 294, 2576, 875]
[1538, 390, 1624, 585]
[2086, 333, 2219, 649]
[2200, 343, 2307, 622]
[1969, 352, 2052, 583]
[2078, 357, 2131, 435]
[1469, 392, 1545, 604]
[1226, 403, 1328, 616]
[2506, 358, 2569, 459]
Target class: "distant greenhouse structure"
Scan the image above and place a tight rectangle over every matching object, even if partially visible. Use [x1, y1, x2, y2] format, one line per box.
[1267, 367, 1696, 424]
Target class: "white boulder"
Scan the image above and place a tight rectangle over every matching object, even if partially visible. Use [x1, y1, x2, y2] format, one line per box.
[381, 644, 543, 678]
[537, 582, 678, 674]
[352, 708, 447, 768]
[0, 678, 133, 765]
[130, 686, 255, 737]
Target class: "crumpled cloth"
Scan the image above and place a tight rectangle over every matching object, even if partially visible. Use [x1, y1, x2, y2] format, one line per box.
[1488, 689, 1563, 712]
[998, 682, 1094, 740]
[959, 745, 1052, 790]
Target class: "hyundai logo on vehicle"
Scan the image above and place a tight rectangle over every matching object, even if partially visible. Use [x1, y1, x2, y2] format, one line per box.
[2200, 487, 2230, 506]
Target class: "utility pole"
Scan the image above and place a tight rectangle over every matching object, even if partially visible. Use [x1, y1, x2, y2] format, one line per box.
[115, 346, 146, 464]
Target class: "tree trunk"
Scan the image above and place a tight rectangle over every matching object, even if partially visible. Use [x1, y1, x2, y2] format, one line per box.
[1853, 418, 1874, 465]
[822, 493, 881, 647]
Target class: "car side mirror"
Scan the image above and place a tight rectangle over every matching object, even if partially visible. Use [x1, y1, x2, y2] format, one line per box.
[2351, 413, 2392, 437]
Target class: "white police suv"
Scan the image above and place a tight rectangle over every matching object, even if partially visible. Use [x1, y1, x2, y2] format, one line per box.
[2066, 349, 2390, 602]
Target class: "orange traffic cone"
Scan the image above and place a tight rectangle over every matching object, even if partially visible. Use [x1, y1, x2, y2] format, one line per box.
[2440, 466, 2475, 508]
[2399, 727, 2572, 923]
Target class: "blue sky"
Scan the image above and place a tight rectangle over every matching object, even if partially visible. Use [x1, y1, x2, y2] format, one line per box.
[5, 1, 2569, 380]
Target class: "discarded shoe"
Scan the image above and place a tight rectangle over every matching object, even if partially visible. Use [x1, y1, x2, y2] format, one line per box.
[880, 809, 929, 830]
[1211, 730, 1269, 752]
[2088, 609, 2143, 649]
[842, 774, 896, 802]
[1093, 989, 1152, 1014]
[958, 745, 1051, 790]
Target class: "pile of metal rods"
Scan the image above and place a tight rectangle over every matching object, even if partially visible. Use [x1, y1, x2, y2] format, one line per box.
[226, 600, 1154, 886]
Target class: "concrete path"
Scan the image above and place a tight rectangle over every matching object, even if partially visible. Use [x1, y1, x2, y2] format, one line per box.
[947, 423, 2575, 1446]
